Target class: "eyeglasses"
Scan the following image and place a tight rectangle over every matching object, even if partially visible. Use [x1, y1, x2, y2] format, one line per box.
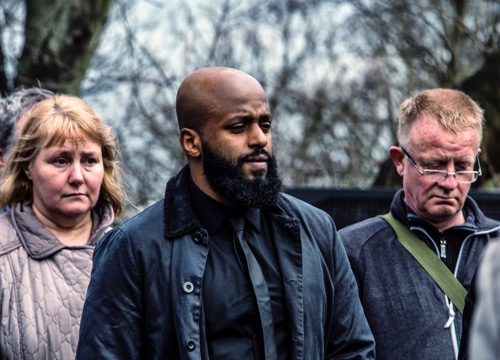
[400, 146, 482, 184]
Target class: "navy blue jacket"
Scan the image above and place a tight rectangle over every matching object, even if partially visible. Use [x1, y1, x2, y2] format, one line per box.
[76, 166, 375, 359]
[339, 189, 500, 360]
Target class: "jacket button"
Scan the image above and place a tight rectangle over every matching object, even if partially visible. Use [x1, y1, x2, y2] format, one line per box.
[186, 339, 196, 351]
[183, 281, 194, 293]
[192, 229, 207, 243]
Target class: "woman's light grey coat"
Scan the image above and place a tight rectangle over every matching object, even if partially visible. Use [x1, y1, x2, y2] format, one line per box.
[0, 203, 113, 359]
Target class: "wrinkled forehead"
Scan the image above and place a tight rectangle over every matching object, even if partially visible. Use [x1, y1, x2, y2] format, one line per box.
[408, 114, 480, 143]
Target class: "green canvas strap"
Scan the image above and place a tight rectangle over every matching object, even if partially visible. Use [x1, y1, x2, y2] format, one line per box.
[380, 212, 467, 314]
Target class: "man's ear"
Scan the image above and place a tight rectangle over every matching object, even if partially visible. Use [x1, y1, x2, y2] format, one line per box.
[179, 128, 202, 158]
[389, 146, 405, 176]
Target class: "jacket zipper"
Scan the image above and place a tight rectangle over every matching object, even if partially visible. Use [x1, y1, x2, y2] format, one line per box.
[410, 226, 462, 357]
[440, 237, 446, 259]
[409, 221, 500, 358]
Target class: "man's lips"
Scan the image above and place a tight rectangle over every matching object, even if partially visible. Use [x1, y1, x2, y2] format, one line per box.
[243, 156, 269, 171]
[431, 195, 457, 203]
[245, 155, 269, 162]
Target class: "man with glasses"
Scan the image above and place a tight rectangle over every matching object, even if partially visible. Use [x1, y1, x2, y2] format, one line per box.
[339, 88, 500, 360]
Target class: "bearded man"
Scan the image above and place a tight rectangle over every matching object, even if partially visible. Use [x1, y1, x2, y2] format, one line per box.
[76, 67, 375, 360]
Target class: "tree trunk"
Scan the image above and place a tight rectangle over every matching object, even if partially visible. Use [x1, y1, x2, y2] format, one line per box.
[461, 51, 500, 187]
[15, 0, 113, 95]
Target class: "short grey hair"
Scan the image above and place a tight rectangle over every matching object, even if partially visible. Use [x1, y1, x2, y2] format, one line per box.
[0, 87, 55, 154]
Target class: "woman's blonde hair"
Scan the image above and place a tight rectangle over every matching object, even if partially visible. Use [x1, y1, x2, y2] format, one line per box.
[0, 95, 125, 216]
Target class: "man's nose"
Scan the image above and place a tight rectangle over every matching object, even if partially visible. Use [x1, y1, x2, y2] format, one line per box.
[437, 171, 459, 188]
[248, 123, 268, 148]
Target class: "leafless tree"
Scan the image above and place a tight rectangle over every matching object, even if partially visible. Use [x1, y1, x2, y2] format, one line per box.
[342, 0, 500, 187]
[0, 0, 112, 95]
[2, 0, 499, 216]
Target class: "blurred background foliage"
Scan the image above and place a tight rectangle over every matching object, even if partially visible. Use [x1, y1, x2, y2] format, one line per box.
[1, 0, 499, 215]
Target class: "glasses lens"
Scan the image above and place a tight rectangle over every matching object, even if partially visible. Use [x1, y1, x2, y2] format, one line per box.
[424, 170, 477, 183]
[424, 170, 447, 182]
[456, 172, 476, 183]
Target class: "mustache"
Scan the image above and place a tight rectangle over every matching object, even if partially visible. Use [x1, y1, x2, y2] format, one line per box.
[238, 149, 271, 163]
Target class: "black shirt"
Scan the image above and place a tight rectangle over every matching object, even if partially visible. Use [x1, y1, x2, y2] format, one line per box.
[189, 179, 291, 359]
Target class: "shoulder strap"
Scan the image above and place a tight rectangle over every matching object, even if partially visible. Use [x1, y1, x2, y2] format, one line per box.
[380, 212, 467, 313]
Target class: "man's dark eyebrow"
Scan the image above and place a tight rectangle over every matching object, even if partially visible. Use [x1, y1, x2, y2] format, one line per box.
[233, 114, 269, 123]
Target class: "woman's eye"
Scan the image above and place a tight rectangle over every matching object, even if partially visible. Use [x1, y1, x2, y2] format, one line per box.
[53, 158, 69, 166]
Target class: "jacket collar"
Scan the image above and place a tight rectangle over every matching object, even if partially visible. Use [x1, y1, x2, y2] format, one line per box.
[163, 165, 292, 239]
[11, 202, 114, 259]
[163, 166, 203, 239]
[390, 188, 500, 233]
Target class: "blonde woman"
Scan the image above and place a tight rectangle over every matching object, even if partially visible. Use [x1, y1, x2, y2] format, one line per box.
[0, 95, 124, 359]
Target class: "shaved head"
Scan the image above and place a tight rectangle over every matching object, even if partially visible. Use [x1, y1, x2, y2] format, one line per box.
[176, 66, 275, 206]
[175, 67, 267, 132]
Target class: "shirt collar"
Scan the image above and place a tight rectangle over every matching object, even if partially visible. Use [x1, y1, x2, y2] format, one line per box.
[405, 202, 477, 233]
[242, 207, 261, 232]
[189, 178, 230, 234]
[188, 177, 261, 234]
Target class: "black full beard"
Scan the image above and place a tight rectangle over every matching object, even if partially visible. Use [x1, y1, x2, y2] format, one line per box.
[202, 143, 282, 209]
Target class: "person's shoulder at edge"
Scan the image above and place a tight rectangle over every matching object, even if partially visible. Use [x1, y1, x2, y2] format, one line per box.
[482, 237, 500, 270]
[0, 208, 21, 256]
